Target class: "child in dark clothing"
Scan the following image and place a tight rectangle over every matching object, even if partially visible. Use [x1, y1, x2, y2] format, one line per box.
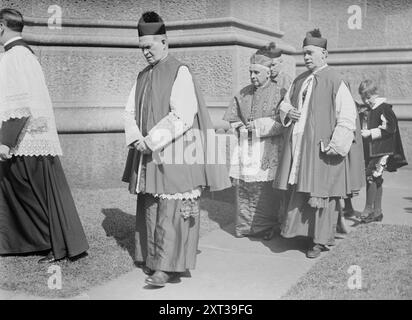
[358, 80, 408, 223]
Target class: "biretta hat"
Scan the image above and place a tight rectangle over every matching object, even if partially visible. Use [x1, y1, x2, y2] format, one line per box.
[303, 28, 327, 49]
[138, 11, 166, 37]
[250, 42, 282, 67]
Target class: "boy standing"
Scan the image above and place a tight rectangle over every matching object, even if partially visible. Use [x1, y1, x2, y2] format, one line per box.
[358, 80, 407, 223]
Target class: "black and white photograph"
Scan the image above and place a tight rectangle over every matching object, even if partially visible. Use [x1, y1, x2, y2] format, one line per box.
[0, 0, 411, 306]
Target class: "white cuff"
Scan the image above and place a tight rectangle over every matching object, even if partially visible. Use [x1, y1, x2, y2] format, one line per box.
[328, 125, 355, 157]
[126, 129, 143, 147]
[370, 128, 382, 140]
[253, 118, 284, 137]
[230, 121, 244, 129]
[144, 112, 190, 152]
[279, 101, 293, 127]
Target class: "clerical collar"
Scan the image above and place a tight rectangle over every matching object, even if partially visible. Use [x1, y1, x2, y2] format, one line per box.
[4, 36, 23, 48]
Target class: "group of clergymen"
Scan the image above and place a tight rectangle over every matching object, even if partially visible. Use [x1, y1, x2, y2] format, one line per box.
[0, 9, 407, 288]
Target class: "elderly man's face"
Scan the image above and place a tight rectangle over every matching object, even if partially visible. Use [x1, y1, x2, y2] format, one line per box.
[139, 35, 167, 65]
[249, 65, 270, 87]
[270, 58, 282, 80]
[303, 45, 327, 71]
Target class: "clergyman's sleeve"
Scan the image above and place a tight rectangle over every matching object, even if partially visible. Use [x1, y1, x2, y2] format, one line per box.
[0, 48, 32, 122]
[279, 83, 294, 127]
[124, 82, 144, 147]
[327, 81, 357, 156]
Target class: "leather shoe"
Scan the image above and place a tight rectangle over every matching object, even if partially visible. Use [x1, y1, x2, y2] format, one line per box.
[361, 213, 383, 224]
[38, 251, 58, 264]
[142, 265, 154, 276]
[135, 261, 154, 276]
[359, 207, 374, 219]
[145, 271, 176, 287]
[306, 244, 327, 259]
[263, 226, 280, 241]
[326, 238, 336, 246]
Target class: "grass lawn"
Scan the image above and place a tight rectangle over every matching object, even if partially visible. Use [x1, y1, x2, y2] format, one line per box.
[282, 223, 412, 300]
[0, 187, 235, 298]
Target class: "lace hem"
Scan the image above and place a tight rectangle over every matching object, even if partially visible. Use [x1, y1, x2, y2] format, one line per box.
[0, 107, 31, 122]
[139, 187, 202, 200]
[11, 141, 63, 157]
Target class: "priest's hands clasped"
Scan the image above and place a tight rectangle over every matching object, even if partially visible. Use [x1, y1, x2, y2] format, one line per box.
[133, 139, 151, 154]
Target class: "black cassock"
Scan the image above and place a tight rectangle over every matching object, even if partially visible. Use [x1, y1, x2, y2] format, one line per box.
[0, 110, 89, 260]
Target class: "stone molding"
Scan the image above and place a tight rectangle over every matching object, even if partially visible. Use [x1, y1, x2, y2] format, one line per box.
[25, 16, 284, 37]
[295, 47, 412, 66]
[23, 16, 295, 52]
[54, 99, 412, 133]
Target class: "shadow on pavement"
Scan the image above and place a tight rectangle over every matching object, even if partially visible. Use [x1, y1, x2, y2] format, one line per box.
[101, 208, 135, 261]
[248, 234, 309, 255]
[200, 187, 237, 236]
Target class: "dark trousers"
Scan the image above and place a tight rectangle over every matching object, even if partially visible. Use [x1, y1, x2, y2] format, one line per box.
[135, 193, 200, 272]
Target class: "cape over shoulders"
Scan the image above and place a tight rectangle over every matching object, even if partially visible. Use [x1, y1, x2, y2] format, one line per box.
[238, 84, 255, 97]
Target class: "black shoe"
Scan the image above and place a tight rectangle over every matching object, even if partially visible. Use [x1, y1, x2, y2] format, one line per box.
[326, 238, 336, 246]
[38, 251, 58, 264]
[306, 244, 327, 259]
[145, 271, 177, 287]
[359, 207, 374, 219]
[361, 213, 383, 224]
[263, 226, 280, 241]
[142, 265, 154, 276]
[135, 261, 154, 276]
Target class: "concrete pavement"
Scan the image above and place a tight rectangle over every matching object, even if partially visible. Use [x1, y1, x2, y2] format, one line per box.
[84, 229, 318, 300]
[1, 169, 411, 300]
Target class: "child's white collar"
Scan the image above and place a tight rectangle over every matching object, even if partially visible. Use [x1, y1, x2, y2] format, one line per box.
[372, 97, 387, 110]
